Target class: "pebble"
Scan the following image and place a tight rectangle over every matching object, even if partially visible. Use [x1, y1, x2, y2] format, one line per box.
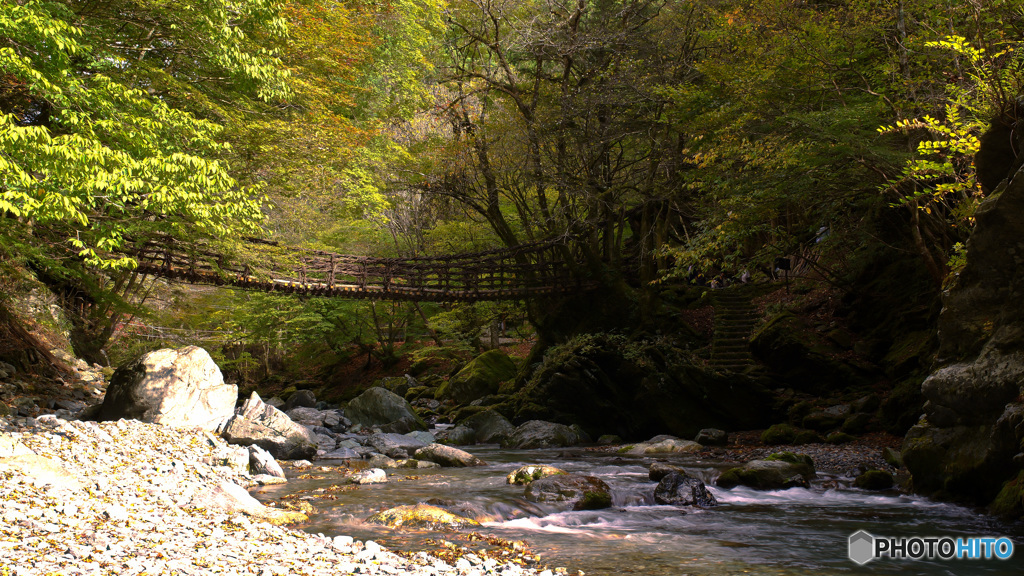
[0, 416, 566, 576]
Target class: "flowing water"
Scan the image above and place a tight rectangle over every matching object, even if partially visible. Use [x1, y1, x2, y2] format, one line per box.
[253, 445, 1024, 575]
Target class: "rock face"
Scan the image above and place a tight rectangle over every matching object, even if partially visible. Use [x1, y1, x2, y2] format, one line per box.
[434, 425, 476, 446]
[654, 472, 717, 507]
[366, 504, 480, 530]
[509, 333, 776, 439]
[501, 420, 579, 449]
[221, 392, 317, 460]
[413, 444, 485, 467]
[716, 452, 815, 490]
[523, 474, 612, 510]
[461, 410, 515, 445]
[345, 388, 426, 431]
[902, 165, 1024, 513]
[441, 350, 517, 404]
[97, 347, 237, 431]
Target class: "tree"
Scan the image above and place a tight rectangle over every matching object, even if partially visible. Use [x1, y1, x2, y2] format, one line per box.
[0, 0, 290, 360]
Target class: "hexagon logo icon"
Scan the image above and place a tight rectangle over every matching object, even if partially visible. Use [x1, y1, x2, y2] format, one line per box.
[849, 530, 875, 565]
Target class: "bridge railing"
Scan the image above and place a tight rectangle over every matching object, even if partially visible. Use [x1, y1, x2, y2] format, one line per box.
[132, 236, 593, 301]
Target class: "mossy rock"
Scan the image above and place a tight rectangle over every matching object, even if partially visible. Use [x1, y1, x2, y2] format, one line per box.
[506, 465, 568, 485]
[443, 350, 517, 405]
[764, 452, 815, 473]
[882, 447, 903, 468]
[761, 423, 797, 445]
[446, 404, 490, 423]
[404, 386, 431, 401]
[854, 470, 895, 490]
[825, 432, 856, 445]
[366, 504, 480, 530]
[716, 458, 813, 490]
[841, 413, 872, 434]
[989, 471, 1024, 519]
[578, 490, 613, 510]
[793, 430, 823, 445]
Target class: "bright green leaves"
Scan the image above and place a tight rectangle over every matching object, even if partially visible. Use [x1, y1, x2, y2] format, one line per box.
[0, 0, 286, 268]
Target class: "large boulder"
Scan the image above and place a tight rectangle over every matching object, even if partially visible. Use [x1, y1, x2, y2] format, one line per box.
[902, 163, 1024, 514]
[523, 474, 612, 511]
[413, 444, 485, 467]
[460, 410, 515, 445]
[435, 425, 476, 446]
[97, 346, 237, 431]
[716, 452, 816, 490]
[345, 387, 426, 431]
[282, 389, 316, 411]
[439, 350, 517, 404]
[366, 504, 479, 531]
[221, 392, 317, 460]
[501, 420, 579, 449]
[654, 472, 718, 507]
[367, 432, 429, 459]
[509, 333, 776, 439]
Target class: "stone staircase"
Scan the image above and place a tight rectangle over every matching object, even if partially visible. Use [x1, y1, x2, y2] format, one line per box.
[709, 290, 761, 373]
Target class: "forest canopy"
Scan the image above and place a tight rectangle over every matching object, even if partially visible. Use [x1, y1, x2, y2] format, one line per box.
[2, 0, 1022, 363]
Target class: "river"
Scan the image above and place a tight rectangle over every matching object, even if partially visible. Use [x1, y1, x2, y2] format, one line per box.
[253, 444, 1024, 575]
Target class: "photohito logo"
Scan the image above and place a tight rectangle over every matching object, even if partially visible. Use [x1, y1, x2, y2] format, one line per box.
[848, 530, 1014, 565]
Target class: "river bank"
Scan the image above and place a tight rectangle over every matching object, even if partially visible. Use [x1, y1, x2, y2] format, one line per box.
[0, 414, 568, 576]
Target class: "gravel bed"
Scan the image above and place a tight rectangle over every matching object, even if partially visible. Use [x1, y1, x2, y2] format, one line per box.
[0, 416, 567, 576]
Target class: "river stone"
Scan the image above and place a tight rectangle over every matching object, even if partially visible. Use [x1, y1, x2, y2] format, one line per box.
[461, 410, 515, 445]
[649, 462, 688, 482]
[368, 454, 399, 469]
[188, 480, 305, 525]
[854, 470, 894, 490]
[695, 428, 728, 446]
[351, 468, 388, 484]
[627, 437, 702, 455]
[435, 425, 476, 446]
[413, 443, 485, 467]
[345, 388, 426, 431]
[597, 434, 624, 445]
[441, 350, 517, 404]
[97, 346, 237, 431]
[283, 389, 317, 411]
[523, 474, 612, 511]
[247, 444, 285, 479]
[366, 504, 480, 531]
[285, 407, 325, 427]
[221, 392, 317, 460]
[654, 472, 718, 507]
[506, 465, 568, 485]
[716, 452, 815, 490]
[367, 432, 429, 459]
[501, 420, 579, 449]
[320, 447, 360, 459]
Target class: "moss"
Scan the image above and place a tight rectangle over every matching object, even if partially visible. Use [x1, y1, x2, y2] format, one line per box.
[616, 444, 636, 454]
[793, 430, 823, 445]
[761, 423, 797, 445]
[765, 452, 814, 469]
[825, 432, 856, 445]
[716, 468, 741, 488]
[576, 490, 613, 510]
[854, 470, 895, 490]
[989, 471, 1024, 519]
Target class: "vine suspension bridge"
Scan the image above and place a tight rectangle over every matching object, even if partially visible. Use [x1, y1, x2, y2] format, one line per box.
[132, 236, 602, 302]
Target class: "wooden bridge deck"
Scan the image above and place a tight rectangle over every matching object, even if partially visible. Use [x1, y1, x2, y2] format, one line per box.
[133, 237, 598, 302]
